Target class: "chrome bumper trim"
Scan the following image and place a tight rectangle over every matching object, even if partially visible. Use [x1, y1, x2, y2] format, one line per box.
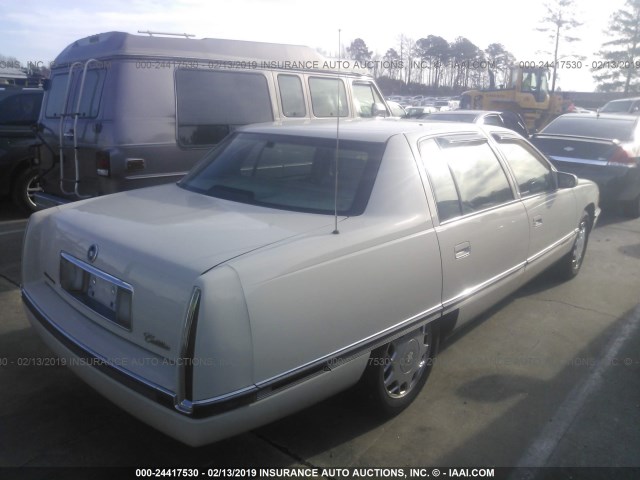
[22, 286, 443, 419]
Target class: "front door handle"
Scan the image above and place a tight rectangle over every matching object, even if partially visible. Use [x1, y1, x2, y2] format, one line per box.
[455, 241, 471, 259]
[533, 215, 543, 227]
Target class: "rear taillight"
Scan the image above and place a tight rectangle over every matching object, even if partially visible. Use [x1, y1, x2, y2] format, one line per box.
[608, 148, 636, 167]
[96, 150, 111, 176]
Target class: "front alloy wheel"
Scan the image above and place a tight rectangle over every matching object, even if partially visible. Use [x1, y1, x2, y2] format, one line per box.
[556, 211, 590, 280]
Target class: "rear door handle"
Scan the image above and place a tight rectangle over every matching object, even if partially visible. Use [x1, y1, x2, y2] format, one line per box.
[455, 241, 471, 259]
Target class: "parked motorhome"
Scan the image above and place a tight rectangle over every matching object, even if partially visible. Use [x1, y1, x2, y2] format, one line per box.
[34, 31, 391, 208]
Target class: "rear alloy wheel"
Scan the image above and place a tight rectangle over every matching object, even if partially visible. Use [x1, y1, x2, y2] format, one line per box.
[556, 211, 590, 280]
[363, 322, 438, 415]
[12, 167, 42, 214]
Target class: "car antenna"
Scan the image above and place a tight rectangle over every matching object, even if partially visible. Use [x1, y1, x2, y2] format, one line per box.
[332, 28, 342, 235]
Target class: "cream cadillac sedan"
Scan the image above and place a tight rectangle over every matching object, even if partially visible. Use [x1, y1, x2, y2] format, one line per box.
[22, 120, 599, 446]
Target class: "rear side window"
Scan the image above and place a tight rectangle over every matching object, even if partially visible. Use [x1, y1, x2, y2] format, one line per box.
[278, 74, 306, 118]
[420, 138, 462, 222]
[176, 69, 273, 146]
[421, 136, 514, 222]
[308, 77, 348, 117]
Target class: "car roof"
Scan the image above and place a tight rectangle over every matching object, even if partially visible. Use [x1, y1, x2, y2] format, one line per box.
[553, 112, 640, 122]
[605, 97, 640, 103]
[429, 109, 500, 116]
[236, 119, 492, 143]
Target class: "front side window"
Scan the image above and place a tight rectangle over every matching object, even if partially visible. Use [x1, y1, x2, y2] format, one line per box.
[176, 69, 273, 146]
[179, 132, 384, 215]
[353, 82, 387, 118]
[497, 140, 554, 196]
[308, 77, 348, 117]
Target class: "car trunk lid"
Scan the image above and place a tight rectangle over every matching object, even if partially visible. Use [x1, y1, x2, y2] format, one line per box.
[41, 183, 336, 359]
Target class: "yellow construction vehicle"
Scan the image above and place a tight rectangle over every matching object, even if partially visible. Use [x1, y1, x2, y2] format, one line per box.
[460, 66, 564, 132]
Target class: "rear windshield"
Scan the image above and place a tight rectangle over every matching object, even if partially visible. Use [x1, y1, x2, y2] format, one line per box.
[425, 113, 478, 123]
[179, 132, 385, 215]
[599, 100, 634, 113]
[541, 116, 636, 141]
[0, 91, 43, 125]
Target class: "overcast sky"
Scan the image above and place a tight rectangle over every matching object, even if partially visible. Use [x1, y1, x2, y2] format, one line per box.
[0, 0, 628, 91]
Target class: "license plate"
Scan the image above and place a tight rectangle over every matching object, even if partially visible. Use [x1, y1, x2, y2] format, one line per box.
[87, 273, 118, 313]
[60, 252, 133, 330]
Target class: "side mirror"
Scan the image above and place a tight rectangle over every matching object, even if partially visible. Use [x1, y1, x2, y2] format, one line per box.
[556, 171, 578, 189]
[42, 79, 51, 91]
[372, 102, 389, 118]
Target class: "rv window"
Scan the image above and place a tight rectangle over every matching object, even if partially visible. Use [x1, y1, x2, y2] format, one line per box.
[308, 77, 348, 117]
[76, 69, 106, 118]
[44, 69, 106, 119]
[278, 75, 306, 118]
[353, 82, 387, 118]
[176, 69, 273, 147]
[44, 73, 70, 118]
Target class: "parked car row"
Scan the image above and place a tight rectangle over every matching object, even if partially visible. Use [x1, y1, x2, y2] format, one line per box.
[12, 29, 638, 448]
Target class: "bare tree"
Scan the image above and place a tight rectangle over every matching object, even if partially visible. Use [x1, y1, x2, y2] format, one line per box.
[536, 0, 583, 93]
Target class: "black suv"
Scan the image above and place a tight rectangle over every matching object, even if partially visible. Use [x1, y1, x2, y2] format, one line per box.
[0, 87, 44, 213]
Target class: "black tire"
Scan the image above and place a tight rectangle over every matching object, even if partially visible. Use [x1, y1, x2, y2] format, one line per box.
[556, 211, 591, 281]
[362, 322, 439, 416]
[11, 167, 42, 214]
[623, 195, 640, 219]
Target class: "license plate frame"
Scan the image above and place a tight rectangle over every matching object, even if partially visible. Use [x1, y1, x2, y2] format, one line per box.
[60, 252, 133, 330]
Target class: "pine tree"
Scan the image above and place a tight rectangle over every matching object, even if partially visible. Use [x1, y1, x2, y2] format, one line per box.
[592, 0, 640, 93]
